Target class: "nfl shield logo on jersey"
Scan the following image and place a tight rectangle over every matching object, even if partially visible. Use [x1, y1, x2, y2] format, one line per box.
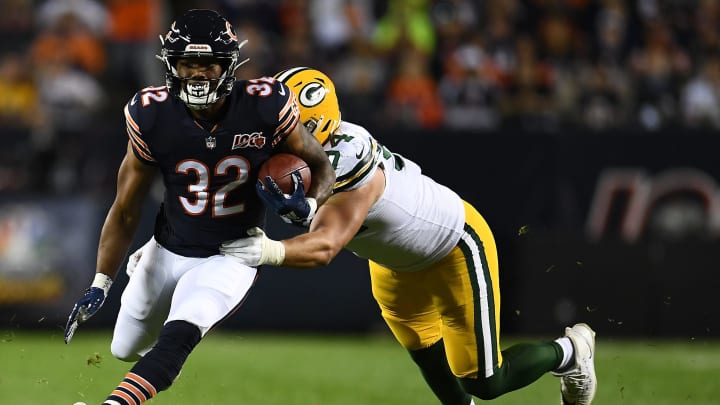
[205, 136, 216, 150]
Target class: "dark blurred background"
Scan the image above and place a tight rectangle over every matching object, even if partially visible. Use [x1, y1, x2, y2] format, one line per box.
[1, 0, 718, 339]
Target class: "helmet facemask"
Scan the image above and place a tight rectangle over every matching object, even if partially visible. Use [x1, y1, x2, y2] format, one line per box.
[156, 10, 249, 109]
[162, 50, 245, 110]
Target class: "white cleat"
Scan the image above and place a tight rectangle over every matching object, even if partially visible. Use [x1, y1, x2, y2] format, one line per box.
[552, 323, 597, 405]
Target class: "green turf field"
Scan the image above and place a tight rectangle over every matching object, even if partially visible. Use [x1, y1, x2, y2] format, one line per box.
[1, 329, 718, 404]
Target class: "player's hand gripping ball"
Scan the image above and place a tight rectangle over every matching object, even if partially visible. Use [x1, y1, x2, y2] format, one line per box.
[257, 153, 311, 194]
[257, 153, 315, 226]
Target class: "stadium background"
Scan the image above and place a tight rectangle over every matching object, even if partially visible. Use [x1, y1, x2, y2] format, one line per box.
[0, 0, 718, 341]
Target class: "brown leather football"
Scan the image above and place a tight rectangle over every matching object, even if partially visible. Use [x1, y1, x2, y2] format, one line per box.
[257, 153, 311, 194]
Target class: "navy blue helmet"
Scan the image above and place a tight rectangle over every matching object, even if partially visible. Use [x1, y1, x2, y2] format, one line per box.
[157, 9, 248, 109]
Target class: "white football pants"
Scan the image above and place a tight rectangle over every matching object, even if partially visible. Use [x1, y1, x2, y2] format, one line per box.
[110, 237, 257, 361]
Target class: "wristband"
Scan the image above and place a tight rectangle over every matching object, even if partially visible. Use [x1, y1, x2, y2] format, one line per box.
[261, 238, 286, 266]
[91, 273, 113, 295]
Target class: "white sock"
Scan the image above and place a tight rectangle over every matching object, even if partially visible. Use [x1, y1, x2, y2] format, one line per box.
[554, 337, 574, 370]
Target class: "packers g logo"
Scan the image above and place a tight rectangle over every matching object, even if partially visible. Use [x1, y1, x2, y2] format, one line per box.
[298, 83, 327, 108]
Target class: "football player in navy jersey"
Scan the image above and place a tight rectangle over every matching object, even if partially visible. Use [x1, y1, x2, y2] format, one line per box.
[221, 68, 597, 405]
[62, 11, 334, 405]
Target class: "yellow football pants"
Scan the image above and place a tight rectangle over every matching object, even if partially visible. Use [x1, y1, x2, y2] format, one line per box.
[369, 201, 502, 379]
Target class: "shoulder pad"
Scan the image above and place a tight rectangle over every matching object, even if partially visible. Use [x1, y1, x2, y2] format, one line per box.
[124, 86, 169, 164]
[241, 78, 299, 147]
[327, 124, 381, 192]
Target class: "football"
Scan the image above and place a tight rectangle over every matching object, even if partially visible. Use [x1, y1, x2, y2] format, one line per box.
[257, 153, 311, 194]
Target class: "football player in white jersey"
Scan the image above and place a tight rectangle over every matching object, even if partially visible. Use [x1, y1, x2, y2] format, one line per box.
[223, 67, 597, 404]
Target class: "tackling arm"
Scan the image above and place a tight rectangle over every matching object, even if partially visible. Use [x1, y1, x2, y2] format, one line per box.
[222, 167, 385, 268]
[281, 188, 374, 267]
[284, 166, 385, 266]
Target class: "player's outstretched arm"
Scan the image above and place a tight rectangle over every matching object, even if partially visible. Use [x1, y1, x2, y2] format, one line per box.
[282, 185, 376, 267]
[223, 167, 384, 268]
[64, 143, 157, 343]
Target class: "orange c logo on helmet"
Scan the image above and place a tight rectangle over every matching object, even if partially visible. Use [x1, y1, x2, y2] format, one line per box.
[225, 22, 238, 42]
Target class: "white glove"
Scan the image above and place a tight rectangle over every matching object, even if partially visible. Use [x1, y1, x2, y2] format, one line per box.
[220, 227, 285, 267]
[126, 238, 154, 277]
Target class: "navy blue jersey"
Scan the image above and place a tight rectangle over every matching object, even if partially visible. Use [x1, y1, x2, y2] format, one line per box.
[124, 77, 299, 257]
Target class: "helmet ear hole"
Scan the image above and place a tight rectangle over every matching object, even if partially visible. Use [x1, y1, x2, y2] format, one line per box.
[320, 120, 331, 134]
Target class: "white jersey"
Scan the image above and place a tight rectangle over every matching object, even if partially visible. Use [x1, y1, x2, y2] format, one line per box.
[326, 121, 465, 272]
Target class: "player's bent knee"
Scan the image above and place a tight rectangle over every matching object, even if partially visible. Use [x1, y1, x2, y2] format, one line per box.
[387, 326, 430, 351]
[110, 341, 143, 362]
[459, 376, 504, 400]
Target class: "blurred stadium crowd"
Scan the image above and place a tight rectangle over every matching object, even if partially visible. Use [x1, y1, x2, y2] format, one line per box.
[1, 0, 719, 194]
